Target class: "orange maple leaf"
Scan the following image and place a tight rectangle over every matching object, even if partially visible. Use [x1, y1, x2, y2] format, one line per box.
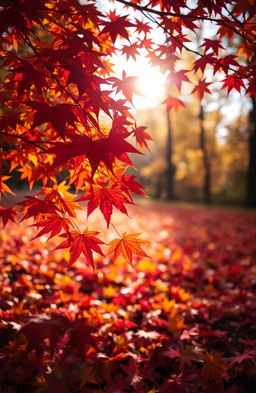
[41, 182, 82, 218]
[0, 176, 15, 197]
[107, 232, 149, 265]
[201, 352, 228, 381]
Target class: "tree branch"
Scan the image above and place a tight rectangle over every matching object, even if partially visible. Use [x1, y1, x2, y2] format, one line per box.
[0, 131, 48, 150]
[116, 0, 256, 25]
[19, 32, 104, 136]
[141, 10, 256, 84]
[116, 0, 256, 47]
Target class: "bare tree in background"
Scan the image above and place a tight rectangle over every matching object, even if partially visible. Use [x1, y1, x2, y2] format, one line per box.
[165, 109, 176, 200]
[199, 103, 212, 204]
[246, 95, 256, 207]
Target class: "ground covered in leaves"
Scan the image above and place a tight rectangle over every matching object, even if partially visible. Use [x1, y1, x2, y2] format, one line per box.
[0, 202, 256, 393]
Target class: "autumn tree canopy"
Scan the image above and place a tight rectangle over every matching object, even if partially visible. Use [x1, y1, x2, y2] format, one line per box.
[0, 0, 255, 266]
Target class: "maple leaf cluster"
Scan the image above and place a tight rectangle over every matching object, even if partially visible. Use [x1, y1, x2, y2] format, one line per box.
[0, 0, 151, 265]
[1, 205, 256, 392]
[0, 0, 256, 266]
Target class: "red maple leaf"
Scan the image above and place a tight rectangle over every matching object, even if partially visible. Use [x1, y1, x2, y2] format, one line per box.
[0, 4, 26, 35]
[49, 121, 141, 178]
[140, 37, 154, 50]
[180, 16, 198, 31]
[63, 319, 99, 358]
[191, 79, 211, 100]
[18, 196, 58, 220]
[162, 95, 186, 112]
[217, 24, 235, 41]
[104, 374, 130, 393]
[109, 70, 141, 102]
[0, 0, 44, 35]
[166, 33, 191, 52]
[192, 56, 209, 74]
[100, 15, 134, 44]
[119, 174, 147, 199]
[201, 38, 224, 55]
[201, 352, 228, 381]
[132, 125, 152, 151]
[213, 55, 240, 75]
[121, 43, 140, 61]
[65, 59, 105, 97]
[163, 347, 181, 359]
[32, 214, 71, 240]
[149, 0, 174, 12]
[135, 19, 151, 35]
[222, 74, 245, 93]
[13, 59, 48, 95]
[229, 349, 256, 366]
[0, 112, 23, 132]
[26, 101, 77, 139]
[55, 229, 104, 267]
[77, 184, 132, 227]
[0, 206, 17, 226]
[166, 69, 190, 92]
[19, 314, 70, 353]
[109, 168, 146, 199]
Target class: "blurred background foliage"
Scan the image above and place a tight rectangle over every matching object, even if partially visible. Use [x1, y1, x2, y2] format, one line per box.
[133, 97, 249, 206]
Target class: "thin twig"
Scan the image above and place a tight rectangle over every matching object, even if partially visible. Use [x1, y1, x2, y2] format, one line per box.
[0, 131, 48, 150]
[142, 11, 256, 84]
[116, 0, 256, 47]
[111, 223, 122, 237]
[20, 32, 104, 136]
[116, 0, 256, 25]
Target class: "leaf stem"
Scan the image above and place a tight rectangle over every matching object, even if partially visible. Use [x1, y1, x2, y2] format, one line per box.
[111, 223, 122, 237]
[64, 214, 81, 233]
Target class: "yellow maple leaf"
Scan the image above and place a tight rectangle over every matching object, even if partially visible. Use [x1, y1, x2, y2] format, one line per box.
[107, 232, 150, 265]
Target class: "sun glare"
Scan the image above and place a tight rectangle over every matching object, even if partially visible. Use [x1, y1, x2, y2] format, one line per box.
[136, 67, 166, 108]
[112, 53, 166, 109]
[116, 56, 166, 109]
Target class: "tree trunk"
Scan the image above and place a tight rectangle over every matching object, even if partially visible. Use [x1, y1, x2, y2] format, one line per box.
[246, 96, 256, 207]
[165, 110, 176, 200]
[154, 174, 163, 199]
[199, 104, 211, 204]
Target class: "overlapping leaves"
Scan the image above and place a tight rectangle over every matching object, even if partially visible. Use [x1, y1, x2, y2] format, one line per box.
[1, 0, 256, 262]
[1, 205, 255, 393]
